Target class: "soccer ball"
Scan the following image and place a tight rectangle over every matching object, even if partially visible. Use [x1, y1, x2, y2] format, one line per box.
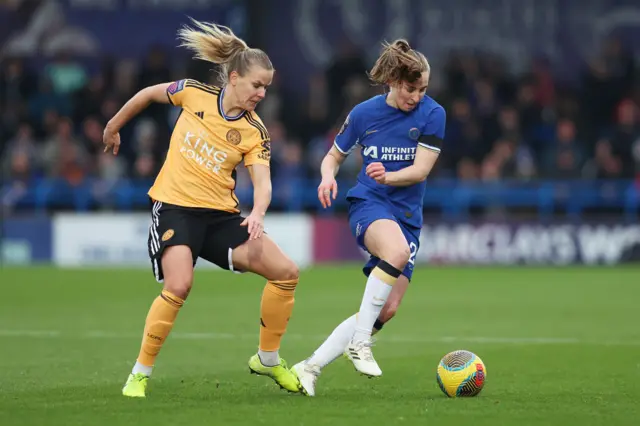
[436, 350, 486, 397]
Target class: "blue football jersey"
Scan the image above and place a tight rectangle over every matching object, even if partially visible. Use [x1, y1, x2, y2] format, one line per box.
[334, 94, 446, 229]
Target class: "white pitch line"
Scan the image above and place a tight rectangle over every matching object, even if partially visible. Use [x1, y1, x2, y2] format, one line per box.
[0, 330, 61, 337]
[0, 329, 638, 346]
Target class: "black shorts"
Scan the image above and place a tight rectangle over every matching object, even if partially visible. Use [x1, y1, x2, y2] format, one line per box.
[147, 200, 250, 282]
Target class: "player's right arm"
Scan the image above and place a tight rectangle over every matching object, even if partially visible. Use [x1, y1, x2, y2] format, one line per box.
[318, 109, 362, 208]
[318, 146, 346, 208]
[103, 82, 173, 155]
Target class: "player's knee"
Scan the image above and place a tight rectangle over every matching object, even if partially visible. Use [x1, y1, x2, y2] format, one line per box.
[269, 256, 299, 282]
[160, 245, 194, 299]
[385, 244, 411, 270]
[163, 271, 193, 300]
[279, 260, 299, 282]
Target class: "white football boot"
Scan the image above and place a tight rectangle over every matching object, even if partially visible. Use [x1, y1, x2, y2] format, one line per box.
[291, 361, 321, 396]
[345, 338, 382, 377]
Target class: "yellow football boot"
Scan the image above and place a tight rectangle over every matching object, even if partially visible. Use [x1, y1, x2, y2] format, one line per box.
[248, 354, 302, 393]
[122, 373, 148, 398]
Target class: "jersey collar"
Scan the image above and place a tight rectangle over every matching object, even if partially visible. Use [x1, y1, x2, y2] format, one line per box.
[217, 87, 246, 121]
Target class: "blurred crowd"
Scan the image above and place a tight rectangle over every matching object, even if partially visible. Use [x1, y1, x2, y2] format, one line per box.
[1, 35, 639, 201]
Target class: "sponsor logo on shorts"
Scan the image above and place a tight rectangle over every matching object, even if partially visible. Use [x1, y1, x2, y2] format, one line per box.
[162, 229, 175, 242]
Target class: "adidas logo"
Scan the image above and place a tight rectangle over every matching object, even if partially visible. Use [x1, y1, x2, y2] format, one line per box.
[195, 111, 204, 119]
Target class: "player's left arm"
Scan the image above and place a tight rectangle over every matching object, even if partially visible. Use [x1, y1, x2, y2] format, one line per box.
[243, 135, 272, 239]
[380, 106, 446, 187]
[247, 164, 272, 217]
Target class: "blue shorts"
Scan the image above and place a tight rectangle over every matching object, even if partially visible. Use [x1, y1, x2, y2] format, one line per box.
[348, 198, 420, 281]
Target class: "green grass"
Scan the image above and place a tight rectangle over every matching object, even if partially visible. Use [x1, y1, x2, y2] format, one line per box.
[0, 266, 639, 425]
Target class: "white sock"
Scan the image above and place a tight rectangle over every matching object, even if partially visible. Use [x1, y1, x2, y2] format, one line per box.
[132, 361, 153, 377]
[352, 271, 393, 342]
[307, 314, 357, 368]
[258, 349, 279, 367]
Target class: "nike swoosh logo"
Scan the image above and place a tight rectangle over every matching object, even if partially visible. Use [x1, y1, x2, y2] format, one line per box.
[365, 130, 379, 135]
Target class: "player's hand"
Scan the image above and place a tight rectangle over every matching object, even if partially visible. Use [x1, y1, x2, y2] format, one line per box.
[366, 162, 386, 184]
[318, 178, 338, 208]
[241, 212, 265, 240]
[103, 128, 121, 156]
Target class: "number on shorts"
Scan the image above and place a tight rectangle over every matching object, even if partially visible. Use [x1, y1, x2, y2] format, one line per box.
[408, 242, 418, 265]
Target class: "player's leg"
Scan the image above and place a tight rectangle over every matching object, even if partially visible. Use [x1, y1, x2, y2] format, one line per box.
[123, 203, 203, 398]
[232, 237, 299, 362]
[292, 311, 357, 396]
[344, 218, 409, 376]
[311, 268, 410, 362]
[292, 274, 411, 396]
[230, 235, 302, 393]
[370, 222, 418, 334]
[198, 215, 301, 393]
[336, 255, 411, 337]
[293, 280, 416, 395]
[131, 246, 193, 373]
[374, 273, 410, 332]
[292, 203, 408, 393]
[356, 219, 410, 336]
[293, 256, 378, 394]
[345, 223, 417, 376]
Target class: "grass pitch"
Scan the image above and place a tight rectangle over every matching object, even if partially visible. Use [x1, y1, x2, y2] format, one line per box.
[1, 265, 638, 425]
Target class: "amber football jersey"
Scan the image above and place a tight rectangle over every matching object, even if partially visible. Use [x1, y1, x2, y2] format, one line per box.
[148, 79, 271, 213]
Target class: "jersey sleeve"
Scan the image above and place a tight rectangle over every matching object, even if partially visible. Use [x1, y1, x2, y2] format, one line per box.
[244, 133, 271, 167]
[166, 79, 201, 107]
[418, 106, 446, 153]
[333, 106, 362, 155]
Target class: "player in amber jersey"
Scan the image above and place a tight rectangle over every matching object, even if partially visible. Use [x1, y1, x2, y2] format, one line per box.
[103, 19, 302, 397]
[151, 78, 272, 213]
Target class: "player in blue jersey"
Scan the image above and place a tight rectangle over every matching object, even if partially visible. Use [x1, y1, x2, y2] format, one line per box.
[292, 39, 445, 396]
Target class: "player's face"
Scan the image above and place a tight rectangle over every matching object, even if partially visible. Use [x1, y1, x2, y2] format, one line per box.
[231, 66, 274, 112]
[391, 72, 429, 112]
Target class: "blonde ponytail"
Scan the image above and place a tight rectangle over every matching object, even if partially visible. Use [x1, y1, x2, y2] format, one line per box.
[177, 19, 272, 84]
[178, 19, 247, 64]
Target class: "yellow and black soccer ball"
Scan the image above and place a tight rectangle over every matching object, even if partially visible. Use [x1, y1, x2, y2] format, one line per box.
[436, 350, 486, 397]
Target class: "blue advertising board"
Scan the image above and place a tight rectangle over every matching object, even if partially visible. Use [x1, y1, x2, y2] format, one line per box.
[1, 217, 52, 264]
